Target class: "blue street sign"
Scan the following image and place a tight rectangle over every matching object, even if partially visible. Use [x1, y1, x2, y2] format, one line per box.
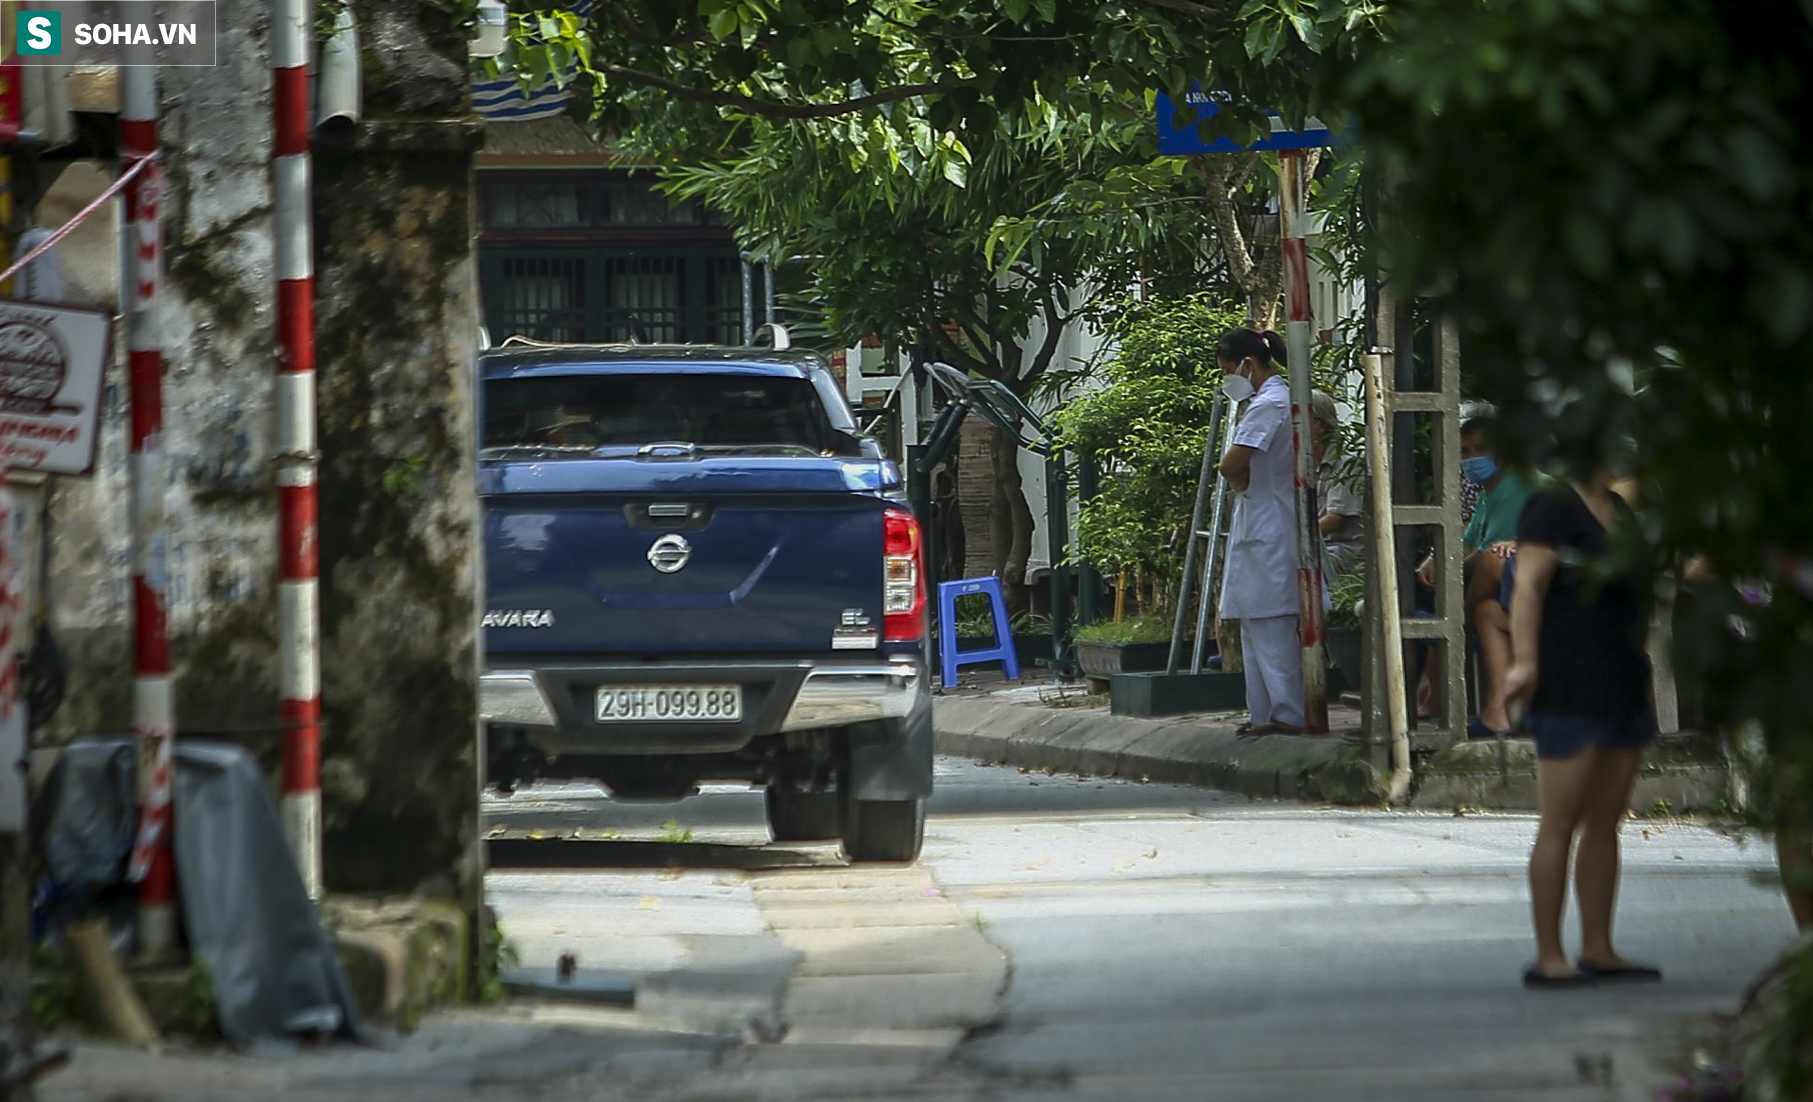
[1156, 88, 1349, 155]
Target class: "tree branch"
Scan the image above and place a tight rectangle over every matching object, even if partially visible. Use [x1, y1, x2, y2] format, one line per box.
[876, 8, 1081, 41]
[1134, 0, 1230, 22]
[1201, 159, 1257, 291]
[594, 2, 700, 47]
[1019, 292, 1071, 395]
[1231, 156, 1261, 194]
[924, 320, 991, 377]
[600, 65, 978, 119]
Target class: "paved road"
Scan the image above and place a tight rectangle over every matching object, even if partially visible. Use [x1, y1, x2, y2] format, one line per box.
[45, 758, 1796, 1101]
[929, 764, 1789, 1102]
[485, 758, 1794, 1101]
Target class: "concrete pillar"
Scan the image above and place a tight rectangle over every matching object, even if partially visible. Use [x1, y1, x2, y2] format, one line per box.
[309, 0, 482, 910]
[312, 118, 482, 899]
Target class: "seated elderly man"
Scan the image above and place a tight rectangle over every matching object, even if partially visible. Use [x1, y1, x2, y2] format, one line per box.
[1416, 411, 1535, 736]
[1310, 390, 1365, 585]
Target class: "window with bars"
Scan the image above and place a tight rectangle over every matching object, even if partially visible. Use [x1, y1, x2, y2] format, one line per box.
[478, 170, 763, 345]
[482, 249, 765, 345]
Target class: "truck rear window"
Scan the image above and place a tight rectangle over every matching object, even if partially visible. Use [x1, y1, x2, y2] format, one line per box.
[483, 374, 857, 455]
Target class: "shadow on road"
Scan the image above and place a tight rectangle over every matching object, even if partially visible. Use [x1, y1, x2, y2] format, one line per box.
[487, 837, 844, 871]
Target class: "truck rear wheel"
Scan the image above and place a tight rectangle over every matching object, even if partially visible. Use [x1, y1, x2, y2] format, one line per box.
[841, 795, 925, 863]
[764, 786, 841, 842]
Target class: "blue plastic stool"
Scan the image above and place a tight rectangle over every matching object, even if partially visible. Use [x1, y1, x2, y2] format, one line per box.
[936, 576, 1021, 687]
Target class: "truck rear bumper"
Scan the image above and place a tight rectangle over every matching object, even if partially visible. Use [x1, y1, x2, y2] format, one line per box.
[480, 658, 924, 744]
[776, 663, 922, 730]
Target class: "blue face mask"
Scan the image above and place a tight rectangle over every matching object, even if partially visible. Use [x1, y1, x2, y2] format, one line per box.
[1461, 456, 1499, 485]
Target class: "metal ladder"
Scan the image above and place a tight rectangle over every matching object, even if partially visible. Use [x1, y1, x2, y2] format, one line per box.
[1364, 291, 1467, 750]
[1168, 395, 1238, 675]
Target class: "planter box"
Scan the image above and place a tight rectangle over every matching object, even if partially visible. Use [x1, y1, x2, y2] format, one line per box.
[1110, 671, 1247, 718]
[1074, 639, 1174, 692]
[1324, 625, 1364, 698]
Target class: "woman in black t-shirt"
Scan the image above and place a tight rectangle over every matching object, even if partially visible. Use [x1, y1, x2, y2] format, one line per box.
[1503, 471, 1659, 989]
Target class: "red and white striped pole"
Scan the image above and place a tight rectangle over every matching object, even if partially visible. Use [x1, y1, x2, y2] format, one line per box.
[120, 66, 177, 955]
[1279, 149, 1328, 733]
[274, 0, 322, 898]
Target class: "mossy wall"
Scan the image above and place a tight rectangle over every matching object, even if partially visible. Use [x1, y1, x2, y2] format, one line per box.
[40, 0, 481, 909]
[45, 3, 279, 746]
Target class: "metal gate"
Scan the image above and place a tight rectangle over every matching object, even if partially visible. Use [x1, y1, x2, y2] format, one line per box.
[480, 248, 746, 345]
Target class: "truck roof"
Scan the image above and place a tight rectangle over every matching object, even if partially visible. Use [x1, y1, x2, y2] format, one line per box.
[478, 342, 830, 381]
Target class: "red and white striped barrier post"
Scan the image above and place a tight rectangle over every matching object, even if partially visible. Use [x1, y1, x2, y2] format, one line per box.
[0, 476, 21, 802]
[1279, 149, 1328, 733]
[120, 66, 178, 955]
[274, 0, 322, 898]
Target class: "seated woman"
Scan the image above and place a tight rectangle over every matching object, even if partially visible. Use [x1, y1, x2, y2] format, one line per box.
[1415, 411, 1535, 734]
[1311, 391, 1365, 585]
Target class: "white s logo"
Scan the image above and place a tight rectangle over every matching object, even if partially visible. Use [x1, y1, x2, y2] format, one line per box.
[24, 16, 53, 51]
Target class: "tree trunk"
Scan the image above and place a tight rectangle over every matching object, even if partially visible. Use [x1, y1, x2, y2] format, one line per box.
[992, 437, 1035, 614]
[1203, 150, 1320, 331]
[1216, 615, 1244, 674]
[956, 419, 1000, 580]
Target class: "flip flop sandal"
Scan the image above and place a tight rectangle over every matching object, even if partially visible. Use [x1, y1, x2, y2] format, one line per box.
[1239, 722, 1305, 738]
[1467, 715, 1512, 740]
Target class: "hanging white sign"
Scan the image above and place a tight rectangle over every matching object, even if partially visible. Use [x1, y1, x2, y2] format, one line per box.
[0, 298, 110, 476]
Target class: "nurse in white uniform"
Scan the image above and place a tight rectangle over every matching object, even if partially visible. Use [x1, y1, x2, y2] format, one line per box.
[1215, 328, 1305, 734]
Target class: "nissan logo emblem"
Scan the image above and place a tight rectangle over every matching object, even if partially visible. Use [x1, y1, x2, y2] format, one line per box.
[647, 533, 692, 573]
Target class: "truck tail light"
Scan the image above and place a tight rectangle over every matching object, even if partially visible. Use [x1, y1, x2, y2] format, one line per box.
[883, 508, 926, 641]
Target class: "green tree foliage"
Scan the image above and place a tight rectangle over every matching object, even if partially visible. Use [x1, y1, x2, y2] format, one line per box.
[1346, 0, 1812, 771]
[507, 1, 1386, 133]
[1348, 9, 1811, 1086]
[1056, 295, 1244, 584]
[501, 2, 1389, 387]
[654, 105, 1164, 393]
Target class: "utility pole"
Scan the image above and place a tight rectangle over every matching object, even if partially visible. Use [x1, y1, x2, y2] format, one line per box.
[1278, 149, 1329, 732]
[120, 64, 178, 960]
[273, 0, 324, 898]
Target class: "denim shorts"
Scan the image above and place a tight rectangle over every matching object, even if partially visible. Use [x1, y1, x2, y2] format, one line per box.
[1527, 707, 1657, 760]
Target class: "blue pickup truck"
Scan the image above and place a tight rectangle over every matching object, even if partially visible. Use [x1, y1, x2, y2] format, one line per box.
[476, 339, 933, 861]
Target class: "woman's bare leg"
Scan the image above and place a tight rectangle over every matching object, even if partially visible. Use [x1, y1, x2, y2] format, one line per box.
[1472, 599, 1514, 729]
[1575, 748, 1643, 968]
[1529, 747, 1599, 977]
[1777, 820, 1813, 933]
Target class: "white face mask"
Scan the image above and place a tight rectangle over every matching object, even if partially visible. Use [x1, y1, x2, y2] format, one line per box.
[1220, 366, 1255, 404]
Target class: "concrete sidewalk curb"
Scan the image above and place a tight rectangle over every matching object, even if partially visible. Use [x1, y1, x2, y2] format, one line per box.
[1415, 734, 1729, 812]
[932, 694, 1731, 811]
[932, 696, 1387, 804]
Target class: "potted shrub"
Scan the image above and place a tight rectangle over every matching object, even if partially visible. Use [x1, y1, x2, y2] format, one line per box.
[1324, 563, 1366, 694]
[1073, 611, 1177, 690]
[948, 597, 1056, 668]
[1054, 294, 1246, 633]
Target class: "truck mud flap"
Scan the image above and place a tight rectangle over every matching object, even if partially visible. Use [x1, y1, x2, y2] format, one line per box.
[846, 696, 934, 801]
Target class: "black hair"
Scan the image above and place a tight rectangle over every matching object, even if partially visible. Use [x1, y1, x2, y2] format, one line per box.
[1217, 327, 1287, 369]
[1459, 415, 1495, 441]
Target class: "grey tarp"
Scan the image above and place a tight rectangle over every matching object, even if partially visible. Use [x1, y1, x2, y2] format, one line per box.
[37, 738, 365, 1051]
